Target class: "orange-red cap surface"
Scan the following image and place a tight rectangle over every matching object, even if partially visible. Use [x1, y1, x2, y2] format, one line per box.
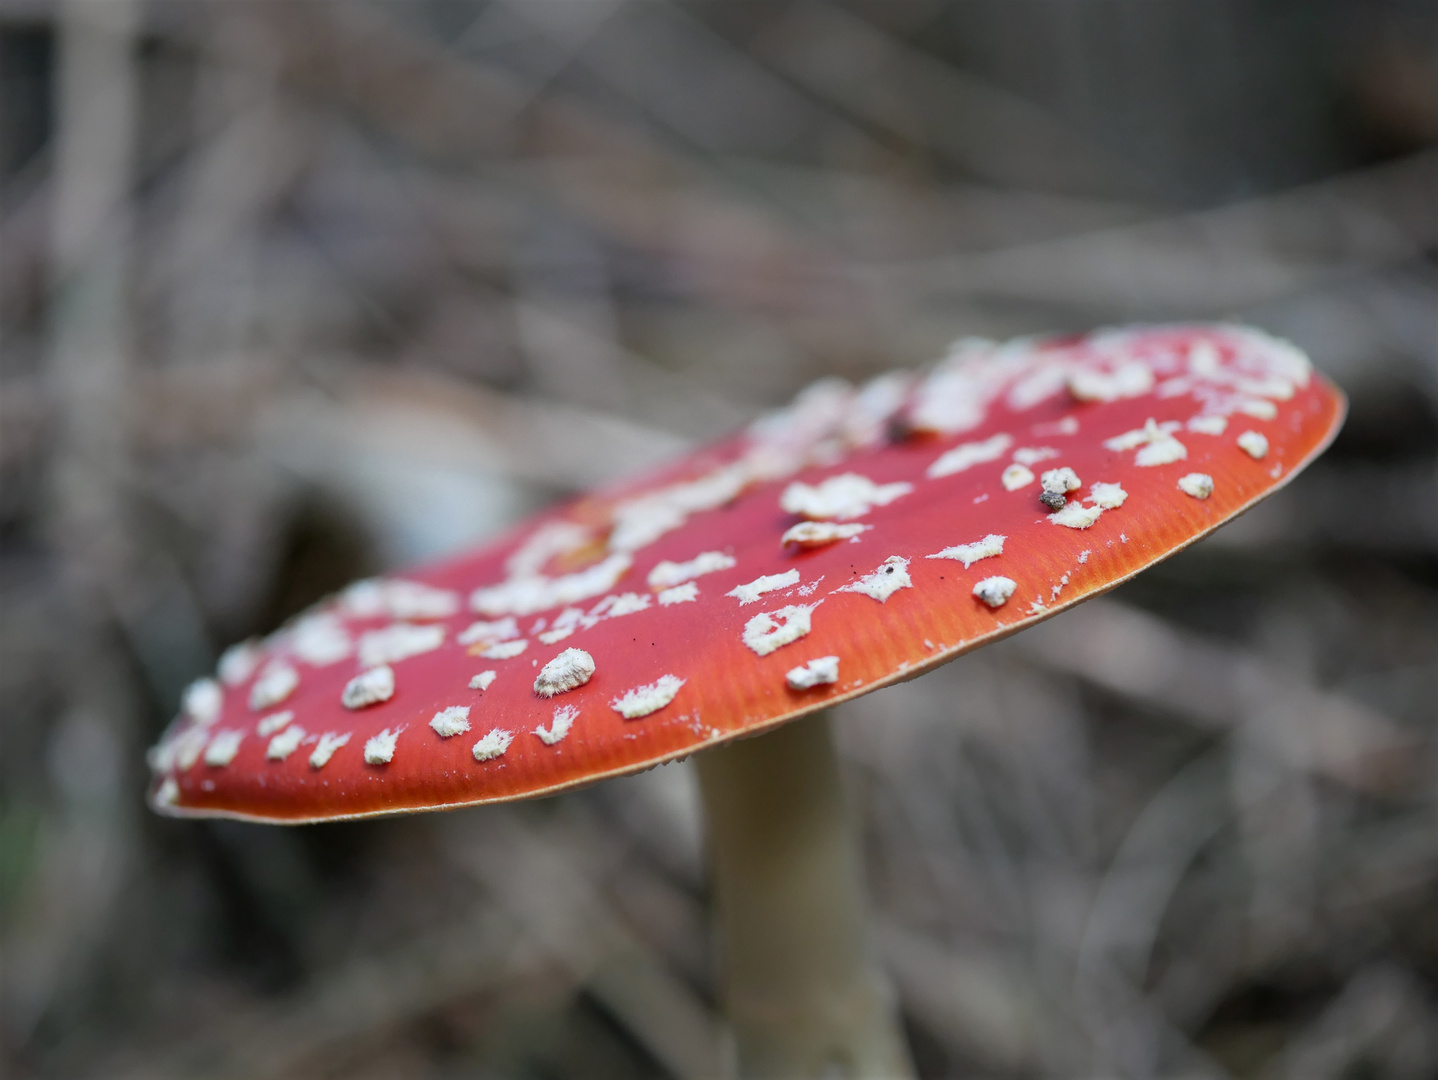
[148, 325, 1345, 822]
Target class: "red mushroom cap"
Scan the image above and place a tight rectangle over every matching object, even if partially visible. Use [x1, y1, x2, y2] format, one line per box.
[148, 324, 1344, 823]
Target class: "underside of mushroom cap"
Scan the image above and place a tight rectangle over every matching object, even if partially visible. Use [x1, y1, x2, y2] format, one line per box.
[148, 324, 1345, 823]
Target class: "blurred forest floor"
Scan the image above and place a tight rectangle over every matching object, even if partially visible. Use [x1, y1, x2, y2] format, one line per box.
[1, 2, 1436, 1078]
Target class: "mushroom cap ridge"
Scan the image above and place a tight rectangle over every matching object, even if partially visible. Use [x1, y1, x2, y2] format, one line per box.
[149, 324, 1345, 823]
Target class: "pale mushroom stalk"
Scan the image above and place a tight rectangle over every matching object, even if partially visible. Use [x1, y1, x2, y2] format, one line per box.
[696, 712, 915, 1079]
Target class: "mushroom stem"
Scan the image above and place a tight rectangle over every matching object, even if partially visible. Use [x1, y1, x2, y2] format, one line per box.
[696, 712, 914, 1079]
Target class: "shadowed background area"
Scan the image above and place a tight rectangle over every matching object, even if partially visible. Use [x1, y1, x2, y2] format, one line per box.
[1, 1, 1435, 1077]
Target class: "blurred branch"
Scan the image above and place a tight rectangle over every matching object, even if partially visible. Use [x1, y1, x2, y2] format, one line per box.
[1014, 598, 1423, 794]
[879, 919, 1085, 1074]
[2, 2, 1434, 1076]
[5, 0, 144, 1048]
[886, 148, 1438, 315]
[251, 2, 874, 335]
[105, 903, 546, 1080]
[440, 808, 723, 1080]
[1259, 965, 1438, 1080]
[756, 0, 1133, 197]
[148, 5, 303, 366]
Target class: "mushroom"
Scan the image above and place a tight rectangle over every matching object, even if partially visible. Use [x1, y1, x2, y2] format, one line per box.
[147, 324, 1345, 1077]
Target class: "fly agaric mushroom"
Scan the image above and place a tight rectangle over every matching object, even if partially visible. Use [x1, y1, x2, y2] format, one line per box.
[147, 324, 1344, 1078]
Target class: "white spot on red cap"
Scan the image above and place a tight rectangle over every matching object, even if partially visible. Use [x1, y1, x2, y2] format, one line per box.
[1188, 415, 1228, 435]
[171, 727, 210, 770]
[1068, 362, 1154, 402]
[836, 556, 911, 603]
[534, 648, 595, 697]
[339, 579, 387, 618]
[203, 730, 244, 767]
[780, 473, 912, 520]
[1237, 431, 1269, 459]
[480, 639, 528, 660]
[1001, 464, 1035, 491]
[1051, 572, 1071, 600]
[1034, 416, 1080, 437]
[1012, 446, 1060, 466]
[289, 612, 352, 666]
[145, 737, 173, 774]
[786, 656, 839, 690]
[472, 729, 514, 761]
[256, 710, 293, 737]
[430, 706, 471, 738]
[551, 608, 586, 633]
[647, 551, 736, 589]
[927, 433, 1012, 479]
[1007, 362, 1070, 410]
[1238, 399, 1278, 420]
[154, 777, 179, 807]
[1040, 467, 1081, 495]
[534, 705, 578, 745]
[1049, 503, 1104, 529]
[781, 521, 869, 548]
[1188, 340, 1222, 377]
[342, 665, 395, 710]
[909, 339, 1001, 433]
[266, 724, 306, 761]
[1088, 482, 1127, 509]
[1105, 419, 1178, 451]
[358, 623, 445, 668]
[470, 552, 633, 618]
[1178, 473, 1214, 499]
[728, 569, 800, 605]
[842, 370, 911, 447]
[469, 670, 497, 691]
[504, 521, 591, 578]
[250, 662, 299, 711]
[742, 604, 818, 656]
[927, 533, 1005, 568]
[1136, 436, 1187, 467]
[309, 732, 350, 769]
[1237, 372, 1299, 400]
[183, 678, 223, 726]
[217, 640, 261, 686]
[745, 375, 850, 466]
[589, 592, 650, 619]
[610, 465, 749, 552]
[658, 582, 699, 606]
[364, 728, 401, 765]
[386, 580, 461, 620]
[973, 577, 1017, 608]
[342, 578, 459, 621]
[611, 675, 685, 719]
[457, 617, 519, 646]
[1104, 418, 1187, 467]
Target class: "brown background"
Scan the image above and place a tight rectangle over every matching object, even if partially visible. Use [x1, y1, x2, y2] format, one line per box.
[1, 2, 1436, 1077]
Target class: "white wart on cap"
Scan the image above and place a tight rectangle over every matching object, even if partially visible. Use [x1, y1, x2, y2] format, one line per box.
[534, 648, 596, 697]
